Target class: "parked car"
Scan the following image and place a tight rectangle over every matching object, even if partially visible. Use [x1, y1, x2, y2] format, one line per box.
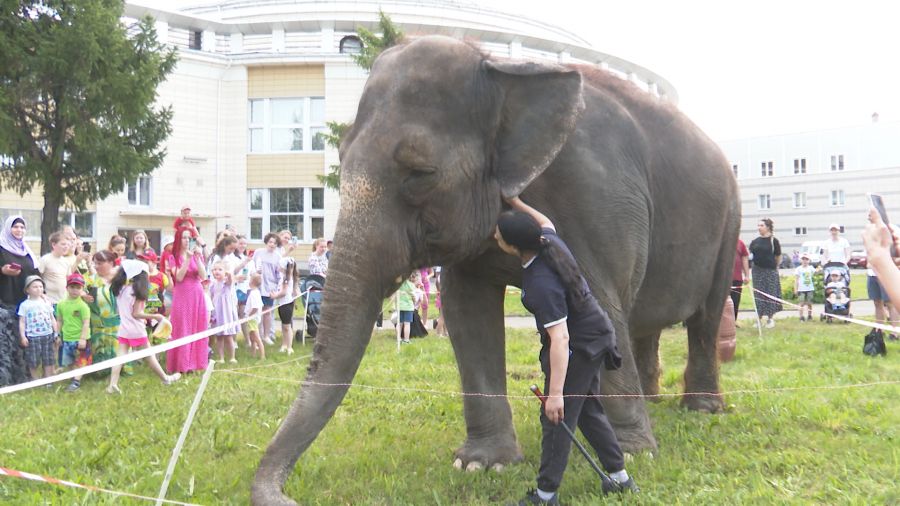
[799, 240, 826, 267]
[848, 250, 868, 269]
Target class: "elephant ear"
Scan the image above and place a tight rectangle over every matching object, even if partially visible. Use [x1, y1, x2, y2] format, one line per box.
[486, 60, 585, 198]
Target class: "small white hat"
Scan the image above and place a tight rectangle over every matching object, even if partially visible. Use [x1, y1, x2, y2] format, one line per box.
[161, 235, 175, 247]
[121, 259, 149, 280]
[829, 223, 841, 230]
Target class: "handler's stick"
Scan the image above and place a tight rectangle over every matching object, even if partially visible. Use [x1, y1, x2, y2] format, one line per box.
[529, 385, 617, 490]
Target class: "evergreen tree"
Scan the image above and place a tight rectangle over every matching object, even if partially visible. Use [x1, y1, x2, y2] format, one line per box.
[0, 0, 175, 253]
[318, 10, 403, 191]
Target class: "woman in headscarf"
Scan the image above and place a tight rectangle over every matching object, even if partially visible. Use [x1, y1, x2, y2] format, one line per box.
[0, 215, 40, 386]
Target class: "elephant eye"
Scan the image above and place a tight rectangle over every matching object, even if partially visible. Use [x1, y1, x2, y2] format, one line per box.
[400, 166, 439, 206]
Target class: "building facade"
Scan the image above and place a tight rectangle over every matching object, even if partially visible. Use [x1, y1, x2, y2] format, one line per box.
[0, 0, 674, 263]
[720, 119, 900, 252]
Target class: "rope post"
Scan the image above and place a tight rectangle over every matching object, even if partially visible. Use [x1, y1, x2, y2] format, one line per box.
[156, 361, 216, 506]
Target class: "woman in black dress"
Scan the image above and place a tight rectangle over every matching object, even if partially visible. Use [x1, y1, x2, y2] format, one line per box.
[748, 218, 783, 328]
[0, 215, 40, 386]
[495, 197, 637, 505]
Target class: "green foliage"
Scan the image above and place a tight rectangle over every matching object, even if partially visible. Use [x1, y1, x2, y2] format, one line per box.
[0, 322, 897, 504]
[0, 1, 176, 252]
[352, 10, 404, 71]
[316, 121, 351, 191]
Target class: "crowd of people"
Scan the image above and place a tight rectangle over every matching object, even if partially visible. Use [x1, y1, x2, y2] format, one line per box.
[0, 205, 336, 390]
[732, 213, 900, 338]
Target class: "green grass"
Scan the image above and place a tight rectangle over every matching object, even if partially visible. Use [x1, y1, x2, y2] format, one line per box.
[1, 320, 898, 504]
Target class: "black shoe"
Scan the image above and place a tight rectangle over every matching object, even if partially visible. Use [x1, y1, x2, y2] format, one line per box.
[602, 477, 639, 494]
[515, 489, 560, 505]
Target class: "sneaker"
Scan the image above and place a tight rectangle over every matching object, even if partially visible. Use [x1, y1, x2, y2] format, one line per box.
[163, 373, 182, 386]
[106, 385, 121, 395]
[514, 489, 559, 505]
[65, 380, 80, 393]
[263, 337, 275, 346]
[799, 316, 805, 322]
[229, 358, 238, 364]
[602, 477, 640, 494]
[766, 318, 776, 329]
[285, 347, 294, 355]
[279, 346, 288, 353]
[403, 339, 410, 344]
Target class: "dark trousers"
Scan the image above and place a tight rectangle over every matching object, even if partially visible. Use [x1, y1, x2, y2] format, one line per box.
[730, 280, 743, 319]
[537, 348, 625, 492]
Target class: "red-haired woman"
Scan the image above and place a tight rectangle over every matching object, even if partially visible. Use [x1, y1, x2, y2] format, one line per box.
[166, 227, 209, 373]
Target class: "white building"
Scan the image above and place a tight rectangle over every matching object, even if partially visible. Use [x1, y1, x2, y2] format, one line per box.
[0, 0, 675, 263]
[720, 118, 900, 252]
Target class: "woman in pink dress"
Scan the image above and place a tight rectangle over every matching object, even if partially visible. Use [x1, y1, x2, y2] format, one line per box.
[166, 228, 209, 373]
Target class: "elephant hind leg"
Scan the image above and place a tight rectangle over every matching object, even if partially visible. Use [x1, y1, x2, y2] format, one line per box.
[682, 286, 729, 413]
[630, 331, 662, 401]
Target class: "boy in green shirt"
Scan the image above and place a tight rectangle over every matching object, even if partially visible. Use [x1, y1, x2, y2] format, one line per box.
[55, 272, 91, 392]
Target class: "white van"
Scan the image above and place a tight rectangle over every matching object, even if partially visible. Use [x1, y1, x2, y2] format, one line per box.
[799, 241, 826, 266]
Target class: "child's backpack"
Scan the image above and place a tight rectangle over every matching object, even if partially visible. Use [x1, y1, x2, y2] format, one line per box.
[863, 329, 887, 357]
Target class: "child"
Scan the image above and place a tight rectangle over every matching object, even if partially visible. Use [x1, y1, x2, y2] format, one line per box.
[17, 275, 58, 380]
[107, 260, 180, 393]
[794, 254, 815, 321]
[209, 260, 239, 363]
[395, 271, 417, 344]
[825, 271, 850, 306]
[173, 205, 199, 237]
[244, 273, 265, 360]
[55, 273, 91, 392]
[38, 231, 74, 304]
[270, 257, 299, 355]
[138, 250, 169, 344]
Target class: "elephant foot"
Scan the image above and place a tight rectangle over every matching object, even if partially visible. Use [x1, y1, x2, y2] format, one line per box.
[681, 392, 725, 413]
[452, 434, 523, 471]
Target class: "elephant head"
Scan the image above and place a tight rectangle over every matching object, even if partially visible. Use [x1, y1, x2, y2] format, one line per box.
[252, 35, 585, 504]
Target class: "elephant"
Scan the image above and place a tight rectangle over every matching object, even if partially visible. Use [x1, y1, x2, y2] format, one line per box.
[252, 35, 740, 504]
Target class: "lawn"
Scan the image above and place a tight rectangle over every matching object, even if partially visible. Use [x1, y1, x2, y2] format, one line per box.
[1, 319, 897, 504]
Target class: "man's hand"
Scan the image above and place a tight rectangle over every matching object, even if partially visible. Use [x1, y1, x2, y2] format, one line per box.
[19, 336, 28, 348]
[544, 395, 565, 425]
[77, 338, 86, 350]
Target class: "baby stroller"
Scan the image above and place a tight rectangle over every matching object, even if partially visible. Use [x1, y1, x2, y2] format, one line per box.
[298, 274, 325, 343]
[820, 263, 851, 323]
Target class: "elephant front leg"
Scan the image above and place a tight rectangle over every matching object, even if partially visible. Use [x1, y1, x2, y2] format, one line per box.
[442, 268, 523, 470]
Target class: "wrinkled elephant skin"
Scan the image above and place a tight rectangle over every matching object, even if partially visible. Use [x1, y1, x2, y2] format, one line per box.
[252, 36, 739, 504]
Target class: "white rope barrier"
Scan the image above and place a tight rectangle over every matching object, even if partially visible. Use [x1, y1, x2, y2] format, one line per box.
[0, 466, 200, 505]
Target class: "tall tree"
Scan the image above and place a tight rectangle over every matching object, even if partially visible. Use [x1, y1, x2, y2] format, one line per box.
[0, 0, 175, 253]
[318, 10, 403, 191]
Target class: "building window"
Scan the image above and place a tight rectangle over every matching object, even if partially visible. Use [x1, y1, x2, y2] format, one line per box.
[760, 161, 773, 177]
[248, 97, 326, 153]
[830, 154, 845, 171]
[792, 192, 806, 208]
[731, 164, 739, 178]
[830, 189, 845, 207]
[757, 194, 771, 210]
[126, 176, 152, 206]
[794, 227, 808, 236]
[59, 211, 95, 240]
[339, 35, 363, 54]
[189, 30, 202, 50]
[247, 187, 326, 242]
[0, 208, 42, 240]
[793, 158, 807, 174]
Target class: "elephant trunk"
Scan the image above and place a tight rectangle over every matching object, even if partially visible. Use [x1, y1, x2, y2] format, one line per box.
[252, 245, 386, 505]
